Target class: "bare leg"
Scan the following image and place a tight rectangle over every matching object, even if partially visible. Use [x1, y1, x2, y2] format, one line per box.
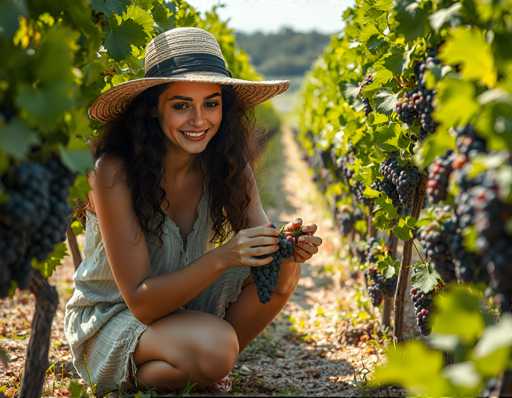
[132, 310, 239, 391]
[136, 360, 189, 392]
[224, 279, 295, 352]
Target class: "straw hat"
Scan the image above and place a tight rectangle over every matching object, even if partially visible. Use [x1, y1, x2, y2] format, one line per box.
[89, 27, 289, 123]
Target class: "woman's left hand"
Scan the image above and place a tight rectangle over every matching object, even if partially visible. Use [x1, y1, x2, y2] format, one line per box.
[283, 218, 323, 263]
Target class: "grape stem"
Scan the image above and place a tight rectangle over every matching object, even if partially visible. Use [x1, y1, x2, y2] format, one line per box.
[412, 239, 427, 263]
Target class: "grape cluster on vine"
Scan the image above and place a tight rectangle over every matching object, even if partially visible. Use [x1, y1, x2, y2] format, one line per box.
[418, 209, 457, 284]
[410, 287, 434, 336]
[427, 151, 455, 204]
[251, 221, 306, 304]
[335, 155, 371, 206]
[395, 54, 440, 140]
[0, 158, 75, 298]
[379, 156, 421, 209]
[364, 238, 397, 307]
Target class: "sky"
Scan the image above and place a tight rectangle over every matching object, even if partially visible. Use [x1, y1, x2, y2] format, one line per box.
[187, 0, 353, 34]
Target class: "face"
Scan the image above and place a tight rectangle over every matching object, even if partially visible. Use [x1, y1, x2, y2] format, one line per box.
[157, 81, 223, 156]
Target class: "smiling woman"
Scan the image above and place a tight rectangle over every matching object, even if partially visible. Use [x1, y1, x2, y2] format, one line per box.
[63, 27, 323, 396]
[158, 82, 223, 151]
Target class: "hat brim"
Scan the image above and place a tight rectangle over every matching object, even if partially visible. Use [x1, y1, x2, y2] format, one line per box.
[88, 73, 289, 123]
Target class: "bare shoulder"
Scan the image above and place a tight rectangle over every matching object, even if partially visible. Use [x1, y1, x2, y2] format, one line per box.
[89, 153, 128, 189]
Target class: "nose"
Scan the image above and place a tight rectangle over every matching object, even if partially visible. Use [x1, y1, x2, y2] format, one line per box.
[190, 105, 206, 127]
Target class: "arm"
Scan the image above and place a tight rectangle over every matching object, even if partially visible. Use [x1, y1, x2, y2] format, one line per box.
[91, 155, 228, 325]
[241, 165, 301, 295]
[224, 165, 301, 351]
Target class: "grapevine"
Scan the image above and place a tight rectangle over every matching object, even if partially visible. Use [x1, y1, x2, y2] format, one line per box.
[295, 0, 512, 394]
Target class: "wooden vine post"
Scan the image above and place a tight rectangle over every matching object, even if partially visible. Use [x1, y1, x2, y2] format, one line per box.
[393, 174, 427, 342]
[382, 233, 398, 329]
[19, 270, 59, 398]
[66, 226, 82, 270]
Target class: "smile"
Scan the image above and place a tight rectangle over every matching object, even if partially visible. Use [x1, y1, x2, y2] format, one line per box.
[180, 129, 208, 140]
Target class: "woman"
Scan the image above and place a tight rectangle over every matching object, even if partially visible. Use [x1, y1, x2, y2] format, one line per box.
[64, 27, 323, 395]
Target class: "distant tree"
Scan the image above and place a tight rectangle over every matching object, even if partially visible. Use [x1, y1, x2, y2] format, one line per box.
[235, 27, 330, 78]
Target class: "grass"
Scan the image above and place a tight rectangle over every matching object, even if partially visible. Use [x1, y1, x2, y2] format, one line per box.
[254, 129, 286, 211]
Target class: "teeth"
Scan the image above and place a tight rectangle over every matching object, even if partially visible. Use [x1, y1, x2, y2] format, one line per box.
[182, 130, 207, 137]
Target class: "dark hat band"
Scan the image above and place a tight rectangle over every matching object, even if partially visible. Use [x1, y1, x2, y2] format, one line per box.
[145, 53, 232, 78]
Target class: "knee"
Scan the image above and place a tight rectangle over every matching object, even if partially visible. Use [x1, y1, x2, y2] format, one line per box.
[195, 323, 239, 382]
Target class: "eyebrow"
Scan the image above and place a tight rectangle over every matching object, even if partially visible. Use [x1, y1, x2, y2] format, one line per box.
[168, 92, 221, 101]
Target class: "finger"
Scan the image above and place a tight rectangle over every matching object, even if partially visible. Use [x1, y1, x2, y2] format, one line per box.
[296, 240, 318, 255]
[248, 236, 280, 246]
[298, 235, 322, 246]
[245, 225, 280, 238]
[244, 244, 279, 257]
[293, 246, 310, 262]
[300, 224, 317, 235]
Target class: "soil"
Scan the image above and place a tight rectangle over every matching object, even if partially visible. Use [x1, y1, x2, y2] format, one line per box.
[0, 127, 404, 397]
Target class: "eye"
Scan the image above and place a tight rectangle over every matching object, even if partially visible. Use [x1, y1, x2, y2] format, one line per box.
[172, 102, 189, 111]
[205, 101, 220, 109]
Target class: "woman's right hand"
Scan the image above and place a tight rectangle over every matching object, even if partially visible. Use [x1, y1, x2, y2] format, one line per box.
[213, 224, 280, 269]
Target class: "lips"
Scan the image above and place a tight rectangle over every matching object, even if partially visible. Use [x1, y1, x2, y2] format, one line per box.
[180, 129, 208, 141]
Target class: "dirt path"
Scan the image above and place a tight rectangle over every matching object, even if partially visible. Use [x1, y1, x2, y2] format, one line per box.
[228, 126, 388, 396]
[0, 127, 389, 397]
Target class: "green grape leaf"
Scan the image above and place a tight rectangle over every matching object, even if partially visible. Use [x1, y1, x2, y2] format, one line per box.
[393, 216, 414, 240]
[372, 341, 449, 397]
[32, 242, 68, 279]
[60, 147, 94, 174]
[69, 174, 91, 203]
[361, 67, 393, 92]
[411, 262, 440, 293]
[104, 19, 147, 60]
[0, 118, 40, 159]
[16, 82, 74, 130]
[472, 314, 512, 377]
[431, 286, 485, 342]
[375, 91, 399, 114]
[36, 26, 78, 84]
[383, 47, 406, 75]
[414, 129, 456, 170]
[91, 0, 129, 16]
[120, 5, 154, 35]
[440, 27, 496, 87]
[0, 0, 27, 38]
[395, 0, 430, 41]
[429, 3, 462, 32]
[433, 77, 478, 132]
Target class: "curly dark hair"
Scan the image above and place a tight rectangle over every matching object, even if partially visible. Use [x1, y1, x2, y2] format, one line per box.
[86, 83, 257, 246]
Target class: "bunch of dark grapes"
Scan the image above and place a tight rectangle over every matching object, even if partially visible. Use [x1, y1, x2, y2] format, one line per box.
[335, 205, 362, 236]
[395, 54, 440, 140]
[427, 151, 455, 204]
[469, 173, 512, 310]
[371, 178, 400, 208]
[418, 211, 457, 283]
[27, 158, 75, 261]
[395, 92, 416, 125]
[367, 268, 397, 307]
[454, 124, 487, 157]
[251, 221, 305, 304]
[448, 227, 485, 283]
[0, 158, 75, 298]
[335, 155, 371, 206]
[379, 156, 421, 209]
[364, 239, 397, 306]
[410, 287, 434, 336]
